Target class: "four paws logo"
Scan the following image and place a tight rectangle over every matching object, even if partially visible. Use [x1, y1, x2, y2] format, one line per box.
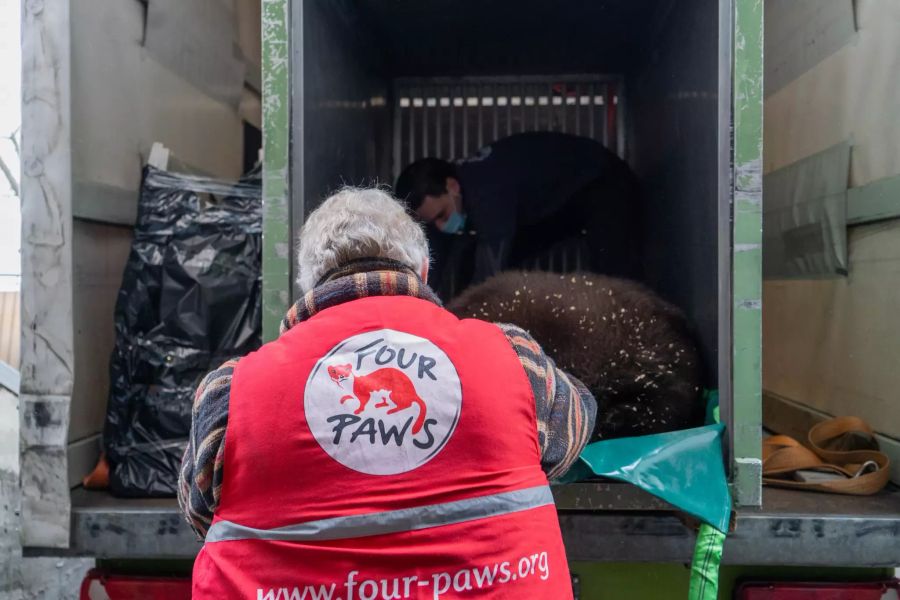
[305, 329, 462, 475]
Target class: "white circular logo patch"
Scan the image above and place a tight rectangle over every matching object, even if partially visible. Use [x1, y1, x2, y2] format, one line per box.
[304, 329, 462, 475]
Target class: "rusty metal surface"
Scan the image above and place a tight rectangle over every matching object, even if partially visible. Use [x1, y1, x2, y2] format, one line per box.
[70, 485, 900, 565]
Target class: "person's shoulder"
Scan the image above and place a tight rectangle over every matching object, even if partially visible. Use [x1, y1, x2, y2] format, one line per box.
[197, 358, 240, 391]
[493, 323, 544, 359]
[192, 357, 240, 411]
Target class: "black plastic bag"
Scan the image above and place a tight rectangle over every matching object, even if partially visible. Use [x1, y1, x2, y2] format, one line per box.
[104, 166, 262, 497]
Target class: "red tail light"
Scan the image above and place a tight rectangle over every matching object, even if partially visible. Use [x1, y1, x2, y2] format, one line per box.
[80, 570, 191, 600]
[736, 579, 900, 599]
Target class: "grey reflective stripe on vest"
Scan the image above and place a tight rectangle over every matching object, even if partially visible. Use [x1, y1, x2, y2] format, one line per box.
[206, 485, 554, 543]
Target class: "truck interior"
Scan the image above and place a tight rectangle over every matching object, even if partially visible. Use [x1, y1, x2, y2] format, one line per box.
[296, 0, 727, 397]
[36, 0, 895, 581]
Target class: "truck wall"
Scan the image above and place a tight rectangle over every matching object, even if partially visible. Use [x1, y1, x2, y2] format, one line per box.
[299, 0, 390, 230]
[762, 0, 900, 441]
[68, 0, 263, 481]
[20, 0, 262, 547]
[626, 0, 722, 386]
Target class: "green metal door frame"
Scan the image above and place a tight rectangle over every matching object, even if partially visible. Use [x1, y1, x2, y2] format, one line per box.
[261, 0, 292, 341]
[730, 0, 763, 506]
[260, 0, 764, 505]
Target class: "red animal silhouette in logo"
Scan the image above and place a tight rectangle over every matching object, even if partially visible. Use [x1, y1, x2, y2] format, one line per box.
[327, 364, 428, 434]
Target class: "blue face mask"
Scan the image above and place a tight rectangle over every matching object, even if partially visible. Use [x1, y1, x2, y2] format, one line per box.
[439, 210, 467, 234]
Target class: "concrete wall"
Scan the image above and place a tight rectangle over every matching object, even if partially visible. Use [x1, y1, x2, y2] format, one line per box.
[2, 381, 94, 599]
[627, 0, 722, 387]
[20, 0, 76, 549]
[763, 0, 900, 438]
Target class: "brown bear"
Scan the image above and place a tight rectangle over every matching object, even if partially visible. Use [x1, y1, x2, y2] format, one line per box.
[447, 271, 704, 440]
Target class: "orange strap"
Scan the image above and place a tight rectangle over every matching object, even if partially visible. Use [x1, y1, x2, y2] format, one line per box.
[762, 416, 890, 495]
[82, 452, 110, 490]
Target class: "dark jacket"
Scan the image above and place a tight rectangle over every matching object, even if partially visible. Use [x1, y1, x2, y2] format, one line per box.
[429, 132, 635, 297]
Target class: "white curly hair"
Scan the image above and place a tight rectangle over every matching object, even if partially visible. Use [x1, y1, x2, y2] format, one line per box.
[297, 187, 430, 293]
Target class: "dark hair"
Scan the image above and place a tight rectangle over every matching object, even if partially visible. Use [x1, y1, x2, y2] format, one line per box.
[394, 158, 457, 211]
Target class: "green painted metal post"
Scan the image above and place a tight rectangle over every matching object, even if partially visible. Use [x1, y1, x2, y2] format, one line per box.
[261, 0, 292, 343]
[731, 0, 764, 506]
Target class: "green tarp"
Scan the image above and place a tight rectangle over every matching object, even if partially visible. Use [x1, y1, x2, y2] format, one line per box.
[557, 422, 732, 599]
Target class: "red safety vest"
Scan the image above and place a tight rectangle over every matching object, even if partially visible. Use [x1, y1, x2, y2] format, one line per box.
[192, 295, 573, 599]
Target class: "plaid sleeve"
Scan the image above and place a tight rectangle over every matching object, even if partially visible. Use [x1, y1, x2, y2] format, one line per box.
[496, 323, 597, 481]
[177, 358, 239, 539]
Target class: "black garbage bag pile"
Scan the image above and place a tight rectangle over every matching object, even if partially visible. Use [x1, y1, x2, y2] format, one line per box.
[104, 166, 262, 497]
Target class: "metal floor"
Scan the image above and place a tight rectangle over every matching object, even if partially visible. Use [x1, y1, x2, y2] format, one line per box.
[68, 483, 900, 566]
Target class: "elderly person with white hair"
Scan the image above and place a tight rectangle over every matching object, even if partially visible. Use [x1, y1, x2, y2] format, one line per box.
[179, 187, 596, 599]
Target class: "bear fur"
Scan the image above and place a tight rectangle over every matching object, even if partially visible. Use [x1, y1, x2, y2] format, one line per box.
[447, 271, 704, 440]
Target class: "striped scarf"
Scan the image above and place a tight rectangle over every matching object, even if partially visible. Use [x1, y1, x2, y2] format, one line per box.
[280, 258, 441, 334]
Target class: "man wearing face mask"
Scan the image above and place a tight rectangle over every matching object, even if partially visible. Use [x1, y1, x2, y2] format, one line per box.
[394, 131, 641, 299]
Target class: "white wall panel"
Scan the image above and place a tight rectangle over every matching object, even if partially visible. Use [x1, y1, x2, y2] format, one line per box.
[765, 1, 900, 187]
[763, 0, 900, 439]
[763, 220, 900, 437]
[145, 0, 245, 108]
[71, 0, 244, 199]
